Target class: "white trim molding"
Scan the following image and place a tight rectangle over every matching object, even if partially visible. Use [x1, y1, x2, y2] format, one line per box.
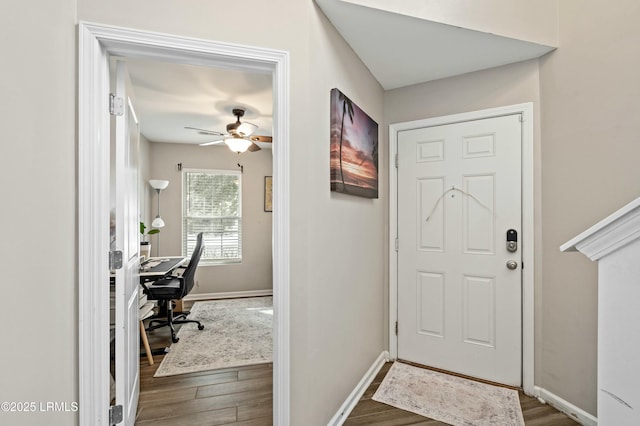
[328, 351, 390, 426]
[388, 103, 535, 395]
[78, 22, 290, 425]
[561, 197, 640, 261]
[535, 387, 598, 426]
[183, 289, 273, 302]
[78, 23, 111, 426]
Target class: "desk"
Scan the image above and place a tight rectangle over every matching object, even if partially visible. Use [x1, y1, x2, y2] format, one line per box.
[109, 256, 188, 379]
[139, 256, 187, 283]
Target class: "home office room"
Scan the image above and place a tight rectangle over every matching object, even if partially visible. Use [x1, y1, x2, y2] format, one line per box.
[110, 56, 275, 424]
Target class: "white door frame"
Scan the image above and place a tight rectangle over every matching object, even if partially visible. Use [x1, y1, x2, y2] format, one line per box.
[389, 103, 534, 395]
[78, 22, 290, 425]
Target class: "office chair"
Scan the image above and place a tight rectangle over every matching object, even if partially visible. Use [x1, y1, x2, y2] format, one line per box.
[141, 232, 205, 343]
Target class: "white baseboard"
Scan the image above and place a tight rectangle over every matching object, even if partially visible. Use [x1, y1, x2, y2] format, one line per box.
[183, 289, 273, 302]
[534, 386, 598, 426]
[327, 351, 390, 426]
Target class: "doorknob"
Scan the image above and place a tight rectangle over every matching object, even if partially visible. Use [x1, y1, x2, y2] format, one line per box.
[506, 260, 518, 270]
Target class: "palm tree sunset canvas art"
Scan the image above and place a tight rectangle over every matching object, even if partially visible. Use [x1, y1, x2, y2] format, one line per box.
[330, 88, 379, 198]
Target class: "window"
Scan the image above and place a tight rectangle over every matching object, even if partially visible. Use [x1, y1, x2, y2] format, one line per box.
[182, 169, 242, 263]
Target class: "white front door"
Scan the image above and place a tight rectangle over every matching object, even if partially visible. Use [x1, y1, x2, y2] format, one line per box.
[113, 59, 141, 425]
[397, 113, 522, 386]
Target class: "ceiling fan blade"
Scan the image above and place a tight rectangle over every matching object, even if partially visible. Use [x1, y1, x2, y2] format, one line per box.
[249, 135, 272, 143]
[248, 142, 262, 152]
[237, 121, 258, 137]
[199, 139, 225, 146]
[184, 126, 225, 136]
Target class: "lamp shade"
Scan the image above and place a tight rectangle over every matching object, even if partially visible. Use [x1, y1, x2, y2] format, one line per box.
[149, 179, 169, 190]
[225, 138, 252, 154]
[151, 216, 165, 228]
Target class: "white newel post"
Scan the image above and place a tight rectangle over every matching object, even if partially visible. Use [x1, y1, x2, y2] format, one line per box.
[561, 197, 640, 426]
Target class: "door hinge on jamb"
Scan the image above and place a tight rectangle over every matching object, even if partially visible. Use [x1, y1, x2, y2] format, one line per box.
[519, 114, 524, 122]
[109, 93, 124, 116]
[395, 153, 399, 168]
[109, 250, 123, 270]
[395, 321, 398, 336]
[109, 404, 123, 425]
[395, 238, 399, 252]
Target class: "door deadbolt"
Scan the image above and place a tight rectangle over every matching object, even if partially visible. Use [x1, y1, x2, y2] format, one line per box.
[506, 229, 518, 252]
[506, 260, 518, 270]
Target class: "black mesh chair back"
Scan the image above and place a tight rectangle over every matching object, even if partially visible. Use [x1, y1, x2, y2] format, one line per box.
[144, 232, 206, 343]
[179, 232, 204, 299]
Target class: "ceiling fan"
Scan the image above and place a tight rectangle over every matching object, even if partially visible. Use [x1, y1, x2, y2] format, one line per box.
[185, 108, 272, 153]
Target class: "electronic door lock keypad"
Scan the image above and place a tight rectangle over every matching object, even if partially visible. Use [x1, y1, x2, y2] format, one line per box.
[506, 229, 518, 252]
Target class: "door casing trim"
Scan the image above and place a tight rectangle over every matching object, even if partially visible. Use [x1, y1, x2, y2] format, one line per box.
[78, 22, 290, 425]
[388, 103, 534, 395]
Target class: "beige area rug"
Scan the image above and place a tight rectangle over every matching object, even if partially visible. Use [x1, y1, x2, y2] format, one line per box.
[154, 297, 272, 377]
[372, 362, 525, 426]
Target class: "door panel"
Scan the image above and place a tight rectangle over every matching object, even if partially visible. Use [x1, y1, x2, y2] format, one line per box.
[462, 275, 495, 347]
[418, 177, 445, 250]
[397, 114, 522, 386]
[113, 59, 140, 426]
[417, 271, 445, 337]
[463, 174, 494, 254]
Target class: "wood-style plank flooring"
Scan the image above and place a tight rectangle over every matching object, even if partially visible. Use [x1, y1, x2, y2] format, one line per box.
[136, 310, 273, 425]
[137, 355, 273, 425]
[345, 362, 582, 426]
[137, 309, 579, 425]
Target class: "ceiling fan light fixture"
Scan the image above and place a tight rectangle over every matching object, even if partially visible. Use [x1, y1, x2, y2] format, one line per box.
[225, 138, 252, 154]
[237, 121, 257, 137]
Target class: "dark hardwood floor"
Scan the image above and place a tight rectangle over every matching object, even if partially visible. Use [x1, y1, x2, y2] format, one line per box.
[137, 355, 273, 425]
[345, 362, 582, 426]
[136, 313, 273, 425]
[137, 310, 579, 425]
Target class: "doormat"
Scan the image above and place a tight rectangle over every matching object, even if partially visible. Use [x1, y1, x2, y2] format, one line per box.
[153, 297, 272, 377]
[372, 362, 525, 426]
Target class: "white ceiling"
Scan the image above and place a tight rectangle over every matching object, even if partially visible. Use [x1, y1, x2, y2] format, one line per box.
[314, 0, 555, 90]
[124, 57, 273, 147]
[126, 3, 555, 146]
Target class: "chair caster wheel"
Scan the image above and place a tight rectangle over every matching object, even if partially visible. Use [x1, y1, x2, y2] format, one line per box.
[198, 324, 205, 330]
[172, 336, 179, 343]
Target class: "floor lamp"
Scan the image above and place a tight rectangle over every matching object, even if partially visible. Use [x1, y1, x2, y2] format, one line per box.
[149, 179, 169, 256]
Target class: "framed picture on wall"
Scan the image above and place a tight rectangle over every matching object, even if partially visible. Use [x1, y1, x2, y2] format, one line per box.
[330, 88, 379, 198]
[264, 176, 273, 212]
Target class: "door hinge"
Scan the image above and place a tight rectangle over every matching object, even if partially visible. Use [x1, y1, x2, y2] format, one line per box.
[109, 250, 123, 270]
[395, 153, 399, 168]
[395, 321, 398, 336]
[519, 114, 525, 122]
[109, 404, 123, 425]
[109, 93, 124, 116]
[395, 238, 399, 252]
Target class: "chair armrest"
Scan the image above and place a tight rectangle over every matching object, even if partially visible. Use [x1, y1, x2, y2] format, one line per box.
[139, 281, 150, 294]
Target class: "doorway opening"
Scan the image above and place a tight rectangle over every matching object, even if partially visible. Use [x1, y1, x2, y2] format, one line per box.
[79, 22, 290, 425]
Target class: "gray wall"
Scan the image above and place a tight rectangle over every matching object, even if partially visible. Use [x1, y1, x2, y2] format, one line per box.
[147, 142, 273, 294]
[1, 1, 385, 425]
[0, 2, 78, 425]
[537, 0, 640, 414]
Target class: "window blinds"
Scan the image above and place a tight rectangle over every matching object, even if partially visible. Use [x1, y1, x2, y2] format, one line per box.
[183, 169, 242, 263]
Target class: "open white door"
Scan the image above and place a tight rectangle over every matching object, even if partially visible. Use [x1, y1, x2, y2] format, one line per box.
[397, 114, 522, 386]
[112, 59, 141, 425]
